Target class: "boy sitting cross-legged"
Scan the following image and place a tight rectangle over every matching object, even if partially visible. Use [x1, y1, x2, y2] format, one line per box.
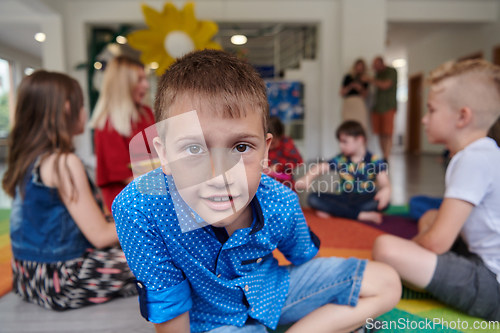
[373, 59, 500, 321]
[113, 50, 401, 333]
[296, 121, 391, 224]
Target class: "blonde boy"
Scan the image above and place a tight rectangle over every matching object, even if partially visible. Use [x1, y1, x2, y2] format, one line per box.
[373, 60, 500, 320]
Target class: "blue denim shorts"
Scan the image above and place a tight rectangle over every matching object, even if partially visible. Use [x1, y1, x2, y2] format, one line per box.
[206, 257, 367, 333]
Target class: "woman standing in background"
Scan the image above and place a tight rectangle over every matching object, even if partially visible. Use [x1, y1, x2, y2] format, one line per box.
[90, 56, 155, 211]
[340, 59, 370, 131]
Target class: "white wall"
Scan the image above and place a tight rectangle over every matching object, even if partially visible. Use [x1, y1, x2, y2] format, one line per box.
[48, 0, 353, 165]
[285, 60, 321, 160]
[407, 12, 500, 153]
[341, 0, 387, 157]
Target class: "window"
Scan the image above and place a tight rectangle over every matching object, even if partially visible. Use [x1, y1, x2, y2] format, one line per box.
[0, 58, 14, 138]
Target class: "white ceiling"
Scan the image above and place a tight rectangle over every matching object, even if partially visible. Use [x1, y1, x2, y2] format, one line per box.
[0, 0, 498, 61]
[0, 0, 46, 58]
[0, 22, 42, 58]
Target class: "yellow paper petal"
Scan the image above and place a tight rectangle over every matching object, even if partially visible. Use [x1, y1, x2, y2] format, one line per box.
[181, 3, 197, 33]
[193, 21, 219, 46]
[142, 4, 167, 34]
[140, 47, 167, 64]
[129, 1, 221, 73]
[128, 30, 163, 49]
[156, 55, 175, 75]
[162, 3, 181, 29]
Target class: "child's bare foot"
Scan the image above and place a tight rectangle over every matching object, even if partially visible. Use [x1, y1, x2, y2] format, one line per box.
[358, 211, 383, 224]
[315, 211, 331, 219]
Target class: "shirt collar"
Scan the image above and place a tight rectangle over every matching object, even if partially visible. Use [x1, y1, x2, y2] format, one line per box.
[209, 196, 264, 244]
[345, 150, 371, 165]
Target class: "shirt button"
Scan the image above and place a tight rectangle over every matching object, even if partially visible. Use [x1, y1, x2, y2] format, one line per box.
[256, 258, 262, 263]
[190, 212, 196, 219]
[245, 285, 249, 291]
[217, 274, 221, 278]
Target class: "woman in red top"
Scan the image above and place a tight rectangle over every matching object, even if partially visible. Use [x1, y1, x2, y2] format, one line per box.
[90, 56, 155, 211]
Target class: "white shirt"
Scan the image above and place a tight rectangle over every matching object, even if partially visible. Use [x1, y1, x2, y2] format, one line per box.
[445, 137, 500, 283]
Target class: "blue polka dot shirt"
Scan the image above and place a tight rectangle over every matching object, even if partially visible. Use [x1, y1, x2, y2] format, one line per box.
[112, 168, 320, 331]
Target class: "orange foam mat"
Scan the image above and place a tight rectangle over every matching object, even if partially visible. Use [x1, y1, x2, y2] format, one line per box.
[302, 208, 385, 249]
[0, 261, 12, 297]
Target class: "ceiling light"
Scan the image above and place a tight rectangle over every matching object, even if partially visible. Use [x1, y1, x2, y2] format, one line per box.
[94, 61, 103, 70]
[231, 35, 247, 45]
[392, 59, 407, 68]
[24, 67, 35, 76]
[34, 32, 46, 43]
[150, 62, 159, 70]
[116, 35, 127, 44]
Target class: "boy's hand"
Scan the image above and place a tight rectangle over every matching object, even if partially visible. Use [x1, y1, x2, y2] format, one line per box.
[413, 198, 473, 254]
[374, 187, 390, 211]
[417, 209, 439, 234]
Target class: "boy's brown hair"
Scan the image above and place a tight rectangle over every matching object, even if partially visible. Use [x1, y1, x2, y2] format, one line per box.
[154, 49, 269, 136]
[336, 120, 366, 141]
[428, 59, 500, 129]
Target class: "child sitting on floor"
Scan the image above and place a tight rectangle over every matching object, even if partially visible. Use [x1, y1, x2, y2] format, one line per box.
[113, 50, 401, 333]
[373, 59, 500, 321]
[265, 116, 303, 188]
[4, 71, 136, 310]
[296, 120, 391, 224]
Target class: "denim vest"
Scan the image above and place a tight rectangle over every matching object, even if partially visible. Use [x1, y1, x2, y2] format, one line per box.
[10, 158, 93, 263]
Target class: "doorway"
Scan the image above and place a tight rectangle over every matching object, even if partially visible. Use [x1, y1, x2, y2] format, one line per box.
[407, 73, 422, 154]
[493, 46, 500, 66]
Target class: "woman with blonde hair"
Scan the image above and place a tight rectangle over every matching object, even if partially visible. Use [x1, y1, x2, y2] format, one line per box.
[340, 58, 370, 131]
[90, 56, 154, 211]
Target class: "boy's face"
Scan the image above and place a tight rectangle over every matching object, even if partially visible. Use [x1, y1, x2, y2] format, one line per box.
[423, 83, 458, 145]
[338, 133, 364, 156]
[154, 99, 272, 229]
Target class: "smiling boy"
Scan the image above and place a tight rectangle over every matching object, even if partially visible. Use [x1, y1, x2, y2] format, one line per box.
[113, 50, 400, 333]
[373, 59, 500, 321]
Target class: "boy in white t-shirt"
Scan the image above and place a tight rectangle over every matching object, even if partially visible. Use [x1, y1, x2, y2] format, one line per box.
[373, 59, 500, 321]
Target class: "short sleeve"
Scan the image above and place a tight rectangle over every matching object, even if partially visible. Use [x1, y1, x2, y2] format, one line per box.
[370, 155, 388, 174]
[328, 155, 341, 170]
[113, 197, 192, 323]
[343, 75, 352, 88]
[444, 153, 491, 206]
[277, 194, 320, 265]
[390, 68, 398, 85]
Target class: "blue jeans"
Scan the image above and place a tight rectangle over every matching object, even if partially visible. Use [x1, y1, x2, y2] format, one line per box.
[308, 191, 386, 220]
[205, 257, 367, 333]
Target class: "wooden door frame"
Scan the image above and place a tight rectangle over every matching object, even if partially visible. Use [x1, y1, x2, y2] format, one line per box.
[407, 72, 423, 154]
[493, 46, 500, 66]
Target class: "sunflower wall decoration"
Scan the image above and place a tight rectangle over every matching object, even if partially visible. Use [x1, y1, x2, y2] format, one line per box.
[127, 2, 222, 75]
